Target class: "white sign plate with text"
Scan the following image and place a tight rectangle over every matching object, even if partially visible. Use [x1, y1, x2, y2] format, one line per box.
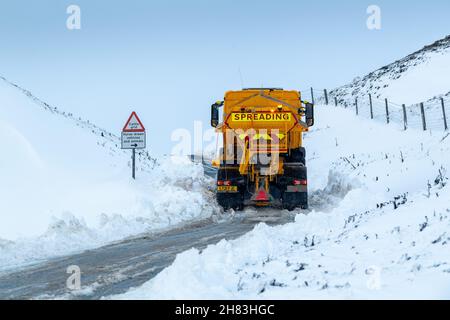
[121, 132, 146, 149]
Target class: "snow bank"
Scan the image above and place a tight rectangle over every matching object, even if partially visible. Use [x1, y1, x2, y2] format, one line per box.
[114, 106, 450, 299]
[0, 79, 219, 271]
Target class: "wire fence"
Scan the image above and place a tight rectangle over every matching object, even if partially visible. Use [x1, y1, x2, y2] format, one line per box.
[300, 88, 449, 133]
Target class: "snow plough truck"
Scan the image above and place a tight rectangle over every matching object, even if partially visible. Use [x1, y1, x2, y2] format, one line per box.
[211, 88, 314, 211]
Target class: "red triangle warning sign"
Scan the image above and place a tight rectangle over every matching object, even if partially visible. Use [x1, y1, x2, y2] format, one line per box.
[255, 188, 269, 201]
[123, 112, 145, 132]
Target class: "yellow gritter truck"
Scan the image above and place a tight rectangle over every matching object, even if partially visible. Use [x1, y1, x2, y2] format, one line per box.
[210, 88, 314, 211]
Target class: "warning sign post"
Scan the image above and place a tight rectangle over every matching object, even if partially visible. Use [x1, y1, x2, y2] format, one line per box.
[121, 112, 146, 179]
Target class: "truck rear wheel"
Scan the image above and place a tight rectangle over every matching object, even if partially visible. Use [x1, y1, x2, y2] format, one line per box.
[282, 164, 308, 211]
[282, 192, 308, 211]
[216, 167, 244, 211]
[217, 194, 244, 211]
[288, 147, 306, 165]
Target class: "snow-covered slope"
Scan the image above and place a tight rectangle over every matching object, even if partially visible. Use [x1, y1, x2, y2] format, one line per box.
[330, 35, 450, 106]
[114, 106, 450, 299]
[0, 77, 219, 271]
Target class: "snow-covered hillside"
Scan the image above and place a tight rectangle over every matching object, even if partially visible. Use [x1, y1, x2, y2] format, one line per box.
[0, 77, 219, 271]
[330, 35, 450, 106]
[114, 106, 450, 299]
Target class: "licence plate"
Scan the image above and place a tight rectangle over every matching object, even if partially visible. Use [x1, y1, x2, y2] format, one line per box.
[217, 186, 238, 192]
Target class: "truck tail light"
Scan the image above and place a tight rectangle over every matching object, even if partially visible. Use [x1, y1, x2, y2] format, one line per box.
[293, 179, 307, 186]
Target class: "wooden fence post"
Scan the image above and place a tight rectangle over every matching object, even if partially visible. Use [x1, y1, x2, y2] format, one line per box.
[324, 89, 329, 105]
[334, 97, 338, 107]
[369, 94, 374, 119]
[310, 88, 315, 105]
[441, 98, 448, 131]
[402, 104, 408, 131]
[420, 103, 427, 131]
[355, 98, 359, 115]
[385, 98, 390, 124]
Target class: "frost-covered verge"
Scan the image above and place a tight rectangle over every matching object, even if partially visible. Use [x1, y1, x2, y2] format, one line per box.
[0, 78, 219, 271]
[114, 106, 450, 299]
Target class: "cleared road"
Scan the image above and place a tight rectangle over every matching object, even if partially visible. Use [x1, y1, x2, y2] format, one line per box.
[0, 210, 295, 300]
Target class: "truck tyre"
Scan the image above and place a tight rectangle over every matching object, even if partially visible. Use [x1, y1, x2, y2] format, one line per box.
[288, 147, 306, 165]
[217, 194, 244, 211]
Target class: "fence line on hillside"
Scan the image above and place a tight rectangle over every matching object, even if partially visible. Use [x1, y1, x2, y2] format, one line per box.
[300, 88, 449, 133]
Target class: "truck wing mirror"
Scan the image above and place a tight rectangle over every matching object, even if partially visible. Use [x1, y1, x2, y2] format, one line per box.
[305, 103, 314, 127]
[211, 101, 223, 128]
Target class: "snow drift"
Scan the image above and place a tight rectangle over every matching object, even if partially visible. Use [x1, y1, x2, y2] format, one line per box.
[0, 77, 219, 271]
[115, 106, 450, 299]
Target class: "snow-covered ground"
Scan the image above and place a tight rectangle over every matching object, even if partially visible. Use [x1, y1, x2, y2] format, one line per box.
[114, 106, 450, 299]
[0, 78, 219, 271]
[309, 35, 450, 135]
[3, 34, 450, 298]
[330, 35, 450, 106]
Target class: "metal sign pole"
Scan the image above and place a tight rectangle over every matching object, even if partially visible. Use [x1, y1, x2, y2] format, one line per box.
[132, 148, 136, 180]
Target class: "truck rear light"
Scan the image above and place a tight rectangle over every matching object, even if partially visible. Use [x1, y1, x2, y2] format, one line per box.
[293, 179, 307, 186]
[217, 180, 232, 186]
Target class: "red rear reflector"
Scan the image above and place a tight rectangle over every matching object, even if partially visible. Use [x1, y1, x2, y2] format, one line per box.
[217, 180, 224, 186]
[293, 179, 307, 186]
[224, 181, 232, 186]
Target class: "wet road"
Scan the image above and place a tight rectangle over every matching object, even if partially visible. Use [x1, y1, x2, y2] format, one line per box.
[0, 210, 295, 300]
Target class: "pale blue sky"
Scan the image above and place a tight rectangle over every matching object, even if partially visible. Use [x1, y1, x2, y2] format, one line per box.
[1, 0, 449, 154]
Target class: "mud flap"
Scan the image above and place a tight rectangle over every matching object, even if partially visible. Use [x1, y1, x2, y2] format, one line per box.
[283, 192, 308, 211]
[216, 166, 244, 211]
[282, 164, 308, 211]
